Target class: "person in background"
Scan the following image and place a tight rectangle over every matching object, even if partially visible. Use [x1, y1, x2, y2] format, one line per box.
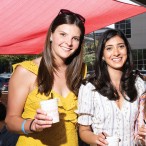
[77, 29, 145, 146]
[135, 69, 146, 145]
[5, 9, 86, 146]
[0, 91, 19, 146]
[135, 69, 146, 81]
[135, 69, 146, 141]
[135, 91, 146, 145]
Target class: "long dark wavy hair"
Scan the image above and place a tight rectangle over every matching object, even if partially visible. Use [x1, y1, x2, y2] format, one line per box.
[86, 29, 137, 102]
[37, 10, 85, 96]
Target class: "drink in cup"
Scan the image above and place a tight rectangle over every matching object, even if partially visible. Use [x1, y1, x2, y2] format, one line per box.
[106, 136, 119, 146]
[40, 98, 59, 123]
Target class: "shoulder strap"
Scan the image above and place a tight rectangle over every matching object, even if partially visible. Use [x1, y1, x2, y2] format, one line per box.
[12, 61, 38, 75]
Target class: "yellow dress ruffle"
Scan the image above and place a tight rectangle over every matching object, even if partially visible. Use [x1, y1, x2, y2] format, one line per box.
[13, 61, 86, 146]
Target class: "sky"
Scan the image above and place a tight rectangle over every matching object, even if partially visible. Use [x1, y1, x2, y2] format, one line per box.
[116, 0, 140, 6]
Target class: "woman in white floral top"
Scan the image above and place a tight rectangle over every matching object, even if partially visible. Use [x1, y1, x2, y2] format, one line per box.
[77, 29, 145, 146]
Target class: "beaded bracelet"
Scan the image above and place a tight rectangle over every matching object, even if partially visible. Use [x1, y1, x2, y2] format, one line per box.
[21, 119, 28, 134]
[29, 119, 36, 133]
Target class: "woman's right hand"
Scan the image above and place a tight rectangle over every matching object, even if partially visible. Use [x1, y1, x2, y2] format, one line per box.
[95, 132, 108, 146]
[31, 109, 53, 132]
[137, 125, 146, 144]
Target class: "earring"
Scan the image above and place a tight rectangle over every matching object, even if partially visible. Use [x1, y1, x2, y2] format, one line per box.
[50, 37, 52, 43]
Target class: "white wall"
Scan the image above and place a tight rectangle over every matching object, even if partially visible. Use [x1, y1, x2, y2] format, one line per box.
[128, 13, 146, 49]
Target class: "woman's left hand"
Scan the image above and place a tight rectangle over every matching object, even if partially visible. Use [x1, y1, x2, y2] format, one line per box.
[137, 125, 146, 143]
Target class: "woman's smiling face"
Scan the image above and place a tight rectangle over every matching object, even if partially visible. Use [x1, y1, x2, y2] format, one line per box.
[103, 35, 127, 71]
[51, 24, 81, 61]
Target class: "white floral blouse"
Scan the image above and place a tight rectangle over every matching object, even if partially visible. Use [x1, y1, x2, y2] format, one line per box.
[78, 77, 145, 146]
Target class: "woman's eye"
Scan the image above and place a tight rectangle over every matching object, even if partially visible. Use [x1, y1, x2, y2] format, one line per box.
[120, 45, 125, 48]
[60, 33, 66, 37]
[106, 47, 112, 51]
[73, 37, 79, 41]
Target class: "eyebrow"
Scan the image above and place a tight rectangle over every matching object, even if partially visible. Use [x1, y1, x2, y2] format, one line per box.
[117, 43, 125, 45]
[105, 43, 125, 47]
[59, 30, 80, 38]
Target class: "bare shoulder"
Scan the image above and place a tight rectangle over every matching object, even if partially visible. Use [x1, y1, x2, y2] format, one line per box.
[12, 65, 33, 79]
[10, 64, 36, 88]
[33, 57, 42, 67]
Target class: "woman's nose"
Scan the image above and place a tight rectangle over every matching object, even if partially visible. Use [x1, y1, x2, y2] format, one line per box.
[113, 48, 120, 56]
[65, 37, 72, 46]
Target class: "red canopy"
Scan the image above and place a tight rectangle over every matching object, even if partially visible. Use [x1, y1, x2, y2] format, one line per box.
[0, 0, 146, 54]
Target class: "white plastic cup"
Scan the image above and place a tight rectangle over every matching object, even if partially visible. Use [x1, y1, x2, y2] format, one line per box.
[106, 136, 119, 146]
[40, 98, 59, 123]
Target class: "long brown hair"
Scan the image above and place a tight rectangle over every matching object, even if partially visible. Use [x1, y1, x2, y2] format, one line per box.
[37, 10, 85, 96]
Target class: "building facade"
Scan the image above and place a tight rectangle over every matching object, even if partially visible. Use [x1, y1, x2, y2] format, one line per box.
[85, 12, 146, 71]
[128, 13, 146, 70]
[115, 13, 146, 70]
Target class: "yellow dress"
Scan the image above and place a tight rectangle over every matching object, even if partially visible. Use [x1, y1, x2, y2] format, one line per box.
[13, 61, 86, 146]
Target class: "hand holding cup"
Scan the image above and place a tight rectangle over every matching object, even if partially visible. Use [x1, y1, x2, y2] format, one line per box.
[106, 136, 120, 146]
[40, 98, 59, 123]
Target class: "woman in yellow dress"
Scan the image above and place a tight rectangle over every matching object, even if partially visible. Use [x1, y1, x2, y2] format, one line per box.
[5, 9, 86, 146]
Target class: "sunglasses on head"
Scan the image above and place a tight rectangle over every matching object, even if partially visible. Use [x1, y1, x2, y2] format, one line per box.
[59, 9, 85, 23]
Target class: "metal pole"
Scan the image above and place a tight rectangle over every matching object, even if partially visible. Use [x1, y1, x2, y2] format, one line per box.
[93, 31, 96, 49]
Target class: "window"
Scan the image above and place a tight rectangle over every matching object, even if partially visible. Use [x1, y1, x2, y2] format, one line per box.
[132, 49, 146, 70]
[115, 19, 131, 38]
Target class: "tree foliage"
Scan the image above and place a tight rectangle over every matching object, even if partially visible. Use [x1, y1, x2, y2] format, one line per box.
[0, 55, 40, 63]
[0, 37, 98, 73]
[83, 39, 98, 71]
[0, 55, 40, 73]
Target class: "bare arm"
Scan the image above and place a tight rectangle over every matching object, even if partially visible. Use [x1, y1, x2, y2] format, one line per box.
[5, 65, 53, 134]
[136, 94, 146, 144]
[79, 125, 108, 146]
